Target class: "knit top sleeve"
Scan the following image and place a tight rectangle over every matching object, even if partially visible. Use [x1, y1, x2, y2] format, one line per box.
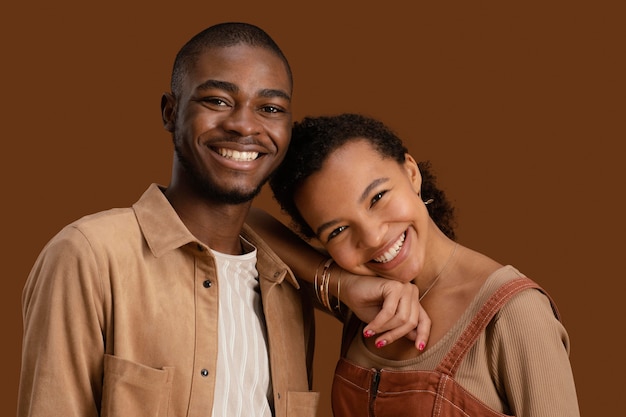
[489, 287, 580, 417]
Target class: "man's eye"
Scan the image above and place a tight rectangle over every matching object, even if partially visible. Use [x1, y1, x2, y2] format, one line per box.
[261, 105, 283, 114]
[327, 226, 347, 241]
[200, 97, 229, 107]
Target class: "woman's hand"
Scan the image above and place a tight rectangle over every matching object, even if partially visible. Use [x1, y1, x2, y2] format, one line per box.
[339, 271, 431, 351]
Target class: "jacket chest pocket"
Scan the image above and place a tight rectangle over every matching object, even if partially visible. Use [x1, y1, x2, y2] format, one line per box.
[101, 354, 174, 417]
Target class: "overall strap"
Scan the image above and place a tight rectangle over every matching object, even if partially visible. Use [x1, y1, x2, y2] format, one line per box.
[436, 277, 556, 376]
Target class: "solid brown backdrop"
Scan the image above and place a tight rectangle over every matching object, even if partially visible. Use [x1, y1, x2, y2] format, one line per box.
[3, 1, 624, 416]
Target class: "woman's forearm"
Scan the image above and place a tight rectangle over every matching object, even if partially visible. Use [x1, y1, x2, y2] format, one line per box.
[246, 207, 430, 349]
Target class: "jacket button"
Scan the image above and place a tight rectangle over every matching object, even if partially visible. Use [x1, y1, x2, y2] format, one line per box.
[200, 369, 209, 377]
[203, 280, 212, 288]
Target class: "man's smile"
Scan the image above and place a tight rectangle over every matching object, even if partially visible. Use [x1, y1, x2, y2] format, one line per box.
[215, 147, 260, 162]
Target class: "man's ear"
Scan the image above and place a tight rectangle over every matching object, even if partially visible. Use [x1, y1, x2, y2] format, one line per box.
[403, 153, 423, 194]
[161, 93, 176, 133]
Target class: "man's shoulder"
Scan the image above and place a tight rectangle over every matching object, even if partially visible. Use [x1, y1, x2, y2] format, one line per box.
[70, 206, 137, 233]
[47, 206, 140, 252]
[27, 206, 142, 288]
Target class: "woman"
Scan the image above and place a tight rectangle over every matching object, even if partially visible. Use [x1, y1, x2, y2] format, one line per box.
[251, 113, 579, 416]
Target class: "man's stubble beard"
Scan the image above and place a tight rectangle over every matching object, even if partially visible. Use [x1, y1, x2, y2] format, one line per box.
[173, 139, 267, 205]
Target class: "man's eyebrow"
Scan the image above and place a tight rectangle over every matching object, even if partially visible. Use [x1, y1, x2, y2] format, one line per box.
[314, 177, 390, 238]
[197, 79, 238, 93]
[258, 88, 291, 102]
[195, 80, 290, 102]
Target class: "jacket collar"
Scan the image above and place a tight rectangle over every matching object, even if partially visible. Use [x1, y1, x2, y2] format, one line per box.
[133, 184, 299, 289]
[133, 184, 196, 258]
[241, 223, 300, 289]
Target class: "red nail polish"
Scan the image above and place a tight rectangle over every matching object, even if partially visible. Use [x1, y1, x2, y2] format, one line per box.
[364, 330, 375, 338]
[418, 342, 425, 351]
[375, 340, 387, 348]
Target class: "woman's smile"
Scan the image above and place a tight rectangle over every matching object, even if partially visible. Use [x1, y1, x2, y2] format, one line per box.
[373, 231, 406, 263]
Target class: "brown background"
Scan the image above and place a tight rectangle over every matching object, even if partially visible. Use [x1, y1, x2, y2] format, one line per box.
[2, 1, 624, 416]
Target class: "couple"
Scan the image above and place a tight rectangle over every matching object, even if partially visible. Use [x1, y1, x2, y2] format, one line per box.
[17, 22, 579, 417]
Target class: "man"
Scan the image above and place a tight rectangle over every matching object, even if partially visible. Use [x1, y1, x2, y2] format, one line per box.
[18, 22, 423, 417]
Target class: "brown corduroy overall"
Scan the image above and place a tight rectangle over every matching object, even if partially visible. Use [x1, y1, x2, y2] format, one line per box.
[331, 277, 558, 417]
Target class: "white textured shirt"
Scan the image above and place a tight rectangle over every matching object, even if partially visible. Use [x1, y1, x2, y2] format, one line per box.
[211, 241, 272, 417]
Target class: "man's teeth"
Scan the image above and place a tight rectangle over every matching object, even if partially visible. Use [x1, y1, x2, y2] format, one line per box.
[373, 232, 406, 263]
[217, 148, 259, 161]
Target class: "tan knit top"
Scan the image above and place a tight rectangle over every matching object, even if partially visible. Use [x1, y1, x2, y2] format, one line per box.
[343, 265, 580, 417]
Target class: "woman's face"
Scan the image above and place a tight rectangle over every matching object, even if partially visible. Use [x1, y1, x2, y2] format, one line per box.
[294, 139, 432, 282]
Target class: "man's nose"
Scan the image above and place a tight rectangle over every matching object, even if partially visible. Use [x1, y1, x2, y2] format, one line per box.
[222, 106, 261, 137]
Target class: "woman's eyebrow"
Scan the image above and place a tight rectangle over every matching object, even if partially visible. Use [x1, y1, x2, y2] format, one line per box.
[315, 177, 390, 237]
[315, 219, 340, 238]
[359, 178, 389, 203]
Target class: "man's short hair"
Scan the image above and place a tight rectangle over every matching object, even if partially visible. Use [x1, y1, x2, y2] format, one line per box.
[171, 22, 292, 97]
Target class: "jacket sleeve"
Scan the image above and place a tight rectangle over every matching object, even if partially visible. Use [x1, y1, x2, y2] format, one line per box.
[18, 225, 106, 417]
[490, 288, 581, 417]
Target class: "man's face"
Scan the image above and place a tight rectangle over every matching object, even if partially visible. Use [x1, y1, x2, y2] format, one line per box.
[164, 45, 292, 204]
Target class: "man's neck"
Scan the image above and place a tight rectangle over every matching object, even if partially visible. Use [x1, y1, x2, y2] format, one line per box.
[163, 186, 252, 255]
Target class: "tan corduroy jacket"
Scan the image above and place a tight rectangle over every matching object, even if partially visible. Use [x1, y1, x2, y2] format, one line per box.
[18, 184, 319, 417]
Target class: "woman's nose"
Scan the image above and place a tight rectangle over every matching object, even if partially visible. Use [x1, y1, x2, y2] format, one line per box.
[356, 222, 386, 249]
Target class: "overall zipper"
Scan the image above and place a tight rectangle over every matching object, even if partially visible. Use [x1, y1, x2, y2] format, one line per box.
[369, 369, 381, 417]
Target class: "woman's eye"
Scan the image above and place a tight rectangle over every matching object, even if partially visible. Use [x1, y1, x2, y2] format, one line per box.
[327, 226, 347, 241]
[370, 191, 387, 207]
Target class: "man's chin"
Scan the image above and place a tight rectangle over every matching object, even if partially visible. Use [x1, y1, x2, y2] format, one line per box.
[209, 186, 263, 205]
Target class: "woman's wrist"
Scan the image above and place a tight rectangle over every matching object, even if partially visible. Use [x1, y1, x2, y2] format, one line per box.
[313, 258, 343, 314]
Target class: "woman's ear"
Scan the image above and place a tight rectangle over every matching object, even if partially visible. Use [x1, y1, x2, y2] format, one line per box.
[403, 153, 423, 194]
[161, 93, 177, 133]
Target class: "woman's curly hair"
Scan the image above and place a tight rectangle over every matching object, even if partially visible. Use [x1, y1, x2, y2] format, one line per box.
[270, 113, 456, 240]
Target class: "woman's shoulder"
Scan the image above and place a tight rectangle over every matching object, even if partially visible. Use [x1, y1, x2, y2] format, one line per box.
[482, 264, 526, 290]
[480, 265, 557, 317]
[484, 266, 567, 346]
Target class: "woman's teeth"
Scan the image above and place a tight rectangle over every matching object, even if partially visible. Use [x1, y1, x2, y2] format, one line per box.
[373, 232, 406, 263]
[217, 148, 259, 161]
